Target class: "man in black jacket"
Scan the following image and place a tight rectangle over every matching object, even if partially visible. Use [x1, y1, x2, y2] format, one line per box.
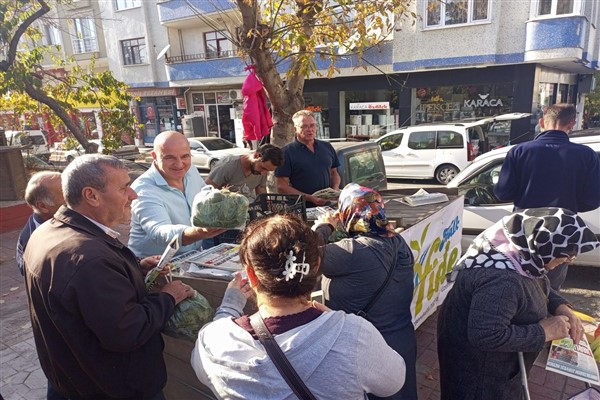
[23, 154, 195, 400]
[494, 103, 600, 290]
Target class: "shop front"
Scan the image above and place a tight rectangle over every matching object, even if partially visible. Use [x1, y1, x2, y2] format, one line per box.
[128, 87, 183, 146]
[188, 90, 239, 143]
[303, 63, 578, 145]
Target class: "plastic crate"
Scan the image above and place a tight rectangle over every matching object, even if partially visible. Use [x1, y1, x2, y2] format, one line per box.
[248, 193, 307, 221]
[211, 229, 242, 245]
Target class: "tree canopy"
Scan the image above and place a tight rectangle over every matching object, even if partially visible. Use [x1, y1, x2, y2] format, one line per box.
[0, 0, 137, 152]
[189, 0, 415, 146]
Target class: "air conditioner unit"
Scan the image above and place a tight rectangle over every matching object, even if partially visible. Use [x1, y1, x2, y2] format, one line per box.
[229, 89, 243, 100]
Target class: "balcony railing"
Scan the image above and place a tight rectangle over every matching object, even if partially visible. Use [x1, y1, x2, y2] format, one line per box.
[166, 50, 236, 64]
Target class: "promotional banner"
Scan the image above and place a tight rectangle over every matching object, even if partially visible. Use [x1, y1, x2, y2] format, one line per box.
[401, 197, 463, 329]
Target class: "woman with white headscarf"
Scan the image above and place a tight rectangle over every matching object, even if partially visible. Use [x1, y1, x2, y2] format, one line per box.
[437, 207, 599, 400]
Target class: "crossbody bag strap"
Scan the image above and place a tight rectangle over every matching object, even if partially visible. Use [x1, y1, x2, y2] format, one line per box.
[249, 313, 317, 400]
[357, 238, 399, 319]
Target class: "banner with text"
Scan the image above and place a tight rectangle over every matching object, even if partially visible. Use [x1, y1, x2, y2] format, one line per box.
[401, 197, 463, 329]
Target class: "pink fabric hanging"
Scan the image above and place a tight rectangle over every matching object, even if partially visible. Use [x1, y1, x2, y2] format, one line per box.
[241, 65, 273, 141]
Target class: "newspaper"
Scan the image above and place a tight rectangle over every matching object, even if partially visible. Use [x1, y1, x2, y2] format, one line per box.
[398, 189, 449, 207]
[306, 206, 336, 220]
[144, 235, 180, 286]
[185, 243, 243, 272]
[545, 335, 600, 385]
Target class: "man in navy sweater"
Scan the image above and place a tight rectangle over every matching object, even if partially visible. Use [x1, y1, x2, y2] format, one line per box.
[494, 103, 600, 291]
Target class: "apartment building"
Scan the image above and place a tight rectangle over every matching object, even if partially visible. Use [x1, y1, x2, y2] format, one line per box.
[32, 0, 600, 146]
[151, 0, 599, 146]
[5, 0, 110, 142]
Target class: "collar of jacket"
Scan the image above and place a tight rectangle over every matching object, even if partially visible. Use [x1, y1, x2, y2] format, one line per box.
[534, 129, 569, 141]
[53, 205, 127, 250]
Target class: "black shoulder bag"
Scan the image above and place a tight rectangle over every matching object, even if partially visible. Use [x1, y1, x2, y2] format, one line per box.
[356, 239, 398, 319]
[249, 313, 317, 400]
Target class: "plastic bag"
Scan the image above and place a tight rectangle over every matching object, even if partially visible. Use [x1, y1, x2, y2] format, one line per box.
[163, 292, 213, 342]
[191, 186, 249, 229]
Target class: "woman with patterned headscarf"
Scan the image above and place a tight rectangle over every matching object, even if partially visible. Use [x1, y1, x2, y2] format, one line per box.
[437, 207, 599, 400]
[314, 183, 417, 400]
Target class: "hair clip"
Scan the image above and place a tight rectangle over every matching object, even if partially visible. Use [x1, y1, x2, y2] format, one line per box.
[282, 250, 310, 282]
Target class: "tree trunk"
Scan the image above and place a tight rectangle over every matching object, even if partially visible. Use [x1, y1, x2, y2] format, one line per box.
[23, 82, 93, 152]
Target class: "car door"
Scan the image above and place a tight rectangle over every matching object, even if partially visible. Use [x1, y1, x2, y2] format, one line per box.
[188, 140, 210, 169]
[399, 130, 437, 178]
[458, 160, 512, 242]
[379, 131, 405, 178]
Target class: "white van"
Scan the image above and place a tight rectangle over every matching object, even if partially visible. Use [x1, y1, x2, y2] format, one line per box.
[5, 130, 51, 158]
[374, 113, 530, 184]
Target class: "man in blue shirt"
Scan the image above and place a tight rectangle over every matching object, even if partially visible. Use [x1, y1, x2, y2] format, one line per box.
[129, 131, 225, 257]
[494, 103, 600, 290]
[275, 110, 341, 207]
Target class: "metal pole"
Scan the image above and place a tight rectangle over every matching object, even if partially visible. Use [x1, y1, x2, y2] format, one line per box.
[518, 351, 532, 400]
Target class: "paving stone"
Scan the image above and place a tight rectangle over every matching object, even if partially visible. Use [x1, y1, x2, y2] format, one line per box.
[24, 368, 46, 390]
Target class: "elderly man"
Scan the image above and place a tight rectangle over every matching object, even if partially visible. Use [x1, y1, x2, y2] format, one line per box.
[205, 143, 283, 200]
[23, 154, 196, 399]
[129, 131, 224, 257]
[16, 171, 64, 276]
[275, 110, 340, 207]
[494, 103, 600, 290]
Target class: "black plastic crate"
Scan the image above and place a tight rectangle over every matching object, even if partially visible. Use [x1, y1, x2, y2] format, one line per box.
[211, 229, 243, 245]
[248, 193, 307, 221]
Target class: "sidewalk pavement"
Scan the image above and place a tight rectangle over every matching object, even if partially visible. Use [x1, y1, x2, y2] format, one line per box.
[1, 223, 598, 399]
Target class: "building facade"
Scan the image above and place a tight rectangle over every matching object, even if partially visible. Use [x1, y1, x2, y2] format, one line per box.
[32, 0, 600, 146]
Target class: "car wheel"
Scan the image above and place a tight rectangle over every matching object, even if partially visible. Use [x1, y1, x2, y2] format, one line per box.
[209, 159, 218, 170]
[66, 155, 74, 164]
[435, 164, 459, 184]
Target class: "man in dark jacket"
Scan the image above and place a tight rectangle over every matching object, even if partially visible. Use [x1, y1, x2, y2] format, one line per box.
[16, 171, 64, 276]
[23, 154, 195, 400]
[494, 103, 600, 290]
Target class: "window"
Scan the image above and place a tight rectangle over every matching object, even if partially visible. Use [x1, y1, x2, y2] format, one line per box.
[379, 132, 404, 151]
[121, 38, 147, 65]
[437, 131, 464, 148]
[204, 31, 233, 59]
[115, 0, 141, 10]
[42, 24, 61, 46]
[72, 18, 98, 53]
[425, 0, 489, 28]
[408, 131, 436, 150]
[535, 0, 580, 16]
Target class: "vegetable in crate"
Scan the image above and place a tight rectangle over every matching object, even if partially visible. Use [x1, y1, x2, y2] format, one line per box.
[191, 186, 249, 229]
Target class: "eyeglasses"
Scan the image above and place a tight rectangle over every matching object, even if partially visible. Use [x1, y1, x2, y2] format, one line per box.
[299, 123, 316, 130]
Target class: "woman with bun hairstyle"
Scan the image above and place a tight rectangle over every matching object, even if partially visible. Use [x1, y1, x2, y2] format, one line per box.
[191, 214, 406, 399]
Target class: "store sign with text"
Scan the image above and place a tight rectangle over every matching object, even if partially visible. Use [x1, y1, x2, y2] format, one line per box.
[349, 102, 390, 110]
[464, 93, 504, 108]
[401, 197, 463, 329]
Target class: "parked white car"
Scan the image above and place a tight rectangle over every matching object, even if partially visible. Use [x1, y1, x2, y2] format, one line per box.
[447, 134, 600, 267]
[188, 137, 252, 170]
[50, 139, 139, 163]
[5, 129, 51, 158]
[374, 113, 531, 184]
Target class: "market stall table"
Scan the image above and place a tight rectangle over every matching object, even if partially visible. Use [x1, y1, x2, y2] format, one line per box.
[162, 187, 462, 399]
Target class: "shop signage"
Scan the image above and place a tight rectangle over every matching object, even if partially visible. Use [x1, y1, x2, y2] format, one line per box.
[349, 102, 390, 110]
[176, 97, 186, 110]
[127, 88, 180, 98]
[464, 93, 504, 108]
[401, 197, 463, 329]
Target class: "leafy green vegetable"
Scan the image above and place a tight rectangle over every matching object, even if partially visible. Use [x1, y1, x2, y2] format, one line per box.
[192, 187, 249, 228]
[163, 292, 213, 342]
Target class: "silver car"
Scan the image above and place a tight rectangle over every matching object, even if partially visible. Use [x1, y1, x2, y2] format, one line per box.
[447, 134, 600, 267]
[188, 137, 253, 170]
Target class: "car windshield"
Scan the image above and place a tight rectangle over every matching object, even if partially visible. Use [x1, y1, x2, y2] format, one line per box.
[201, 138, 235, 151]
